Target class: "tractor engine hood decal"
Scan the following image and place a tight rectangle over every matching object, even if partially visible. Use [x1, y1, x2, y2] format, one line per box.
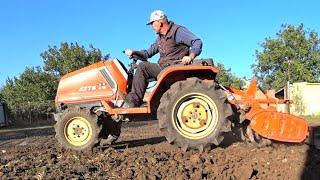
[99, 67, 117, 93]
[78, 83, 108, 92]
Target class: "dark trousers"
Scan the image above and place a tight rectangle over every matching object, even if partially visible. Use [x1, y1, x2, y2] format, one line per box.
[126, 61, 162, 106]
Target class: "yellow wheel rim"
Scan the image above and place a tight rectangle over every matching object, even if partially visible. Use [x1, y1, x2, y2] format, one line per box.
[172, 93, 219, 140]
[64, 117, 93, 146]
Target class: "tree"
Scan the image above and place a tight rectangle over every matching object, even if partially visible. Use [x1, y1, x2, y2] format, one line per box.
[216, 63, 245, 89]
[41, 42, 103, 77]
[0, 42, 105, 124]
[0, 67, 57, 122]
[252, 24, 320, 90]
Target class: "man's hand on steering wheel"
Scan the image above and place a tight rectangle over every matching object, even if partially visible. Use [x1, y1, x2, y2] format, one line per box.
[124, 49, 133, 58]
[124, 49, 147, 61]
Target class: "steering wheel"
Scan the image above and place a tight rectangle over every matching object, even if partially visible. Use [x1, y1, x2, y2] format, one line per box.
[123, 51, 148, 75]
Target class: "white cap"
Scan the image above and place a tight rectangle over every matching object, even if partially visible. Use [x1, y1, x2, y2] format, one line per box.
[146, 10, 166, 25]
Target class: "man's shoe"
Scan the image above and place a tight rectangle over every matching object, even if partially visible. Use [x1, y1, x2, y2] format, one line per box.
[122, 94, 140, 108]
[100, 135, 119, 146]
[121, 101, 136, 108]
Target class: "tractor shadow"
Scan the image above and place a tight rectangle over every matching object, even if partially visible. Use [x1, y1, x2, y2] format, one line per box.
[105, 132, 240, 151]
[106, 136, 167, 150]
[301, 124, 320, 179]
[219, 131, 242, 148]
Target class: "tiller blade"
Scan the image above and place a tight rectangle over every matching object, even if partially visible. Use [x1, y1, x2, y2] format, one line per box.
[247, 109, 309, 142]
[227, 78, 309, 143]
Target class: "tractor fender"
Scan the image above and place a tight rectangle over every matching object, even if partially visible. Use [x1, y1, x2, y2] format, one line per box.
[148, 64, 220, 111]
[54, 101, 102, 121]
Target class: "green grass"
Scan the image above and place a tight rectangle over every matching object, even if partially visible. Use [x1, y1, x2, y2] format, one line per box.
[300, 114, 320, 122]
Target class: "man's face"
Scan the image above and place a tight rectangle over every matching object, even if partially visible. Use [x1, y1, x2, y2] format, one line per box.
[151, 21, 161, 34]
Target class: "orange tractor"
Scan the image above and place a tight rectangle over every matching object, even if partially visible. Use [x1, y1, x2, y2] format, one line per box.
[54, 54, 310, 151]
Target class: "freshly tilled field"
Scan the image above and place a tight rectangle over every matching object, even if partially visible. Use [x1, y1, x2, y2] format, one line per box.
[0, 121, 319, 179]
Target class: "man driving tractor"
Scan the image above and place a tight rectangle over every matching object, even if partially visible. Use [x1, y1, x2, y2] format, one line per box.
[123, 10, 203, 108]
[53, 10, 312, 152]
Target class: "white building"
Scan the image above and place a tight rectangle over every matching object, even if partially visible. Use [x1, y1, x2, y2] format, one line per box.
[276, 82, 320, 116]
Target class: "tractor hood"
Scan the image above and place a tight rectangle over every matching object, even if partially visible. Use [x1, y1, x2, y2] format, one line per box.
[55, 60, 128, 108]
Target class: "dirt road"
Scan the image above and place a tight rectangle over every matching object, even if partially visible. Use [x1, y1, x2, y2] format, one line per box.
[0, 120, 319, 179]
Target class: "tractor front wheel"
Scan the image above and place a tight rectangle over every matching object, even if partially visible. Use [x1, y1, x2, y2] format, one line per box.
[54, 107, 99, 151]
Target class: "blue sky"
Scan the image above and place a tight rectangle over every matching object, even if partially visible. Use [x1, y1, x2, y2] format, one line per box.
[0, 0, 319, 86]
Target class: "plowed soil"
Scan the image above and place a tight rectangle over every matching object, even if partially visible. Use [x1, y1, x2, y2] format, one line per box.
[1, 120, 319, 179]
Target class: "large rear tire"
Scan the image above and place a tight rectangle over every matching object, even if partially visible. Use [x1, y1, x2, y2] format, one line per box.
[54, 107, 99, 151]
[157, 77, 232, 151]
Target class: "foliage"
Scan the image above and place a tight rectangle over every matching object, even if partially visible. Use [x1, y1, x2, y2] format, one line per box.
[291, 86, 306, 115]
[41, 42, 103, 77]
[216, 63, 246, 89]
[0, 67, 57, 122]
[301, 113, 320, 122]
[1, 42, 104, 124]
[253, 24, 320, 89]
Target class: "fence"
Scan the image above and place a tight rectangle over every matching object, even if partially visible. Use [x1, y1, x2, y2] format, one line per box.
[0, 103, 7, 127]
[6, 100, 55, 126]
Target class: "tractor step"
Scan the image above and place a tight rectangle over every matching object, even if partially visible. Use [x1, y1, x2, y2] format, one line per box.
[110, 106, 149, 115]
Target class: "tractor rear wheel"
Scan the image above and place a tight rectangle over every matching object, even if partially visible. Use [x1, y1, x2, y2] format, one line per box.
[54, 107, 99, 151]
[157, 77, 233, 151]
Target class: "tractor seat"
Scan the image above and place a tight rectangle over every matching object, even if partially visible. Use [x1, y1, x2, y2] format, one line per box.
[192, 58, 214, 66]
[155, 58, 214, 80]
